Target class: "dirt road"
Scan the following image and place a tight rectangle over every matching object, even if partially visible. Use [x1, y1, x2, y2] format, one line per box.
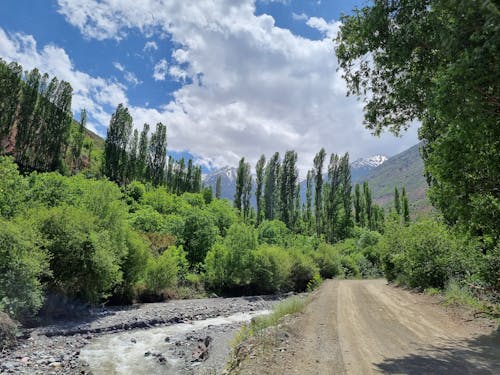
[235, 279, 499, 374]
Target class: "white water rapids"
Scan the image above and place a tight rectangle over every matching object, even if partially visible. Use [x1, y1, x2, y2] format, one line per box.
[79, 310, 270, 374]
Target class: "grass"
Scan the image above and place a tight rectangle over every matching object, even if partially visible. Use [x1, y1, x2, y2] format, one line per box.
[230, 295, 307, 353]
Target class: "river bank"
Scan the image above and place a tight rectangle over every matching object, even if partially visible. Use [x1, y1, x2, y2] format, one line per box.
[0, 295, 280, 374]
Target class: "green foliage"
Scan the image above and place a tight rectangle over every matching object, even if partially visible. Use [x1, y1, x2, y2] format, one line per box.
[129, 206, 166, 233]
[336, 1, 499, 246]
[35, 205, 124, 303]
[0, 157, 27, 218]
[380, 218, 482, 289]
[207, 199, 238, 237]
[250, 245, 291, 294]
[144, 247, 179, 295]
[257, 219, 290, 246]
[182, 208, 218, 266]
[0, 219, 48, 320]
[312, 243, 342, 279]
[288, 248, 320, 292]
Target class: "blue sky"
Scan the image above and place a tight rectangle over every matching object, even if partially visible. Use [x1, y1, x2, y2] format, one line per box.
[0, 0, 418, 173]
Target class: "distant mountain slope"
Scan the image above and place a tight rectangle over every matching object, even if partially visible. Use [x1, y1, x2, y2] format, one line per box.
[360, 143, 431, 215]
[351, 155, 388, 183]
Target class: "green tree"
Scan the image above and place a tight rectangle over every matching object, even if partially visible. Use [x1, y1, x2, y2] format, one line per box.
[402, 187, 410, 224]
[336, 0, 500, 246]
[305, 169, 314, 234]
[147, 122, 167, 186]
[103, 104, 133, 184]
[255, 155, 266, 224]
[215, 175, 222, 199]
[234, 157, 252, 219]
[363, 182, 372, 229]
[394, 187, 401, 215]
[264, 152, 280, 220]
[313, 148, 326, 236]
[137, 123, 149, 181]
[279, 150, 298, 229]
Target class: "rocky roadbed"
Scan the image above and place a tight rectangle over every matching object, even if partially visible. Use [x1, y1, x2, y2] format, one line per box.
[0, 296, 279, 374]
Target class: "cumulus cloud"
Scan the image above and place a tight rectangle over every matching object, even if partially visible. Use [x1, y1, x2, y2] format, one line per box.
[53, 0, 419, 174]
[306, 17, 341, 39]
[153, 58, 168, 81]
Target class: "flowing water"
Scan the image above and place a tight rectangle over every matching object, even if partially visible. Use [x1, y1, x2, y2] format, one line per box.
[79, 310, 270, 374]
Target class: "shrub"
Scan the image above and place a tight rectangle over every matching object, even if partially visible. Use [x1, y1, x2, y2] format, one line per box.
[340, 255, 360, 278]
[182, 208, 218, 266]
[0, 156, 27, 218]
[289, 249, 320, 292]
[257, 220, 290, 246]
[129, 206, 166, 232]
[250, 245, 292, 294]
[144, 247, 179, 296]
[312, 243, 342, 279]
[35, 205, 123, 304]
[0, 219, 48, 320]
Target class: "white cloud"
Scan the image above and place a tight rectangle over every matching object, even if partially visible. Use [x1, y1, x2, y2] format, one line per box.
[153, 58, 168, 81]
[306, 17, 341, 39]
[143, 41, 158, 52]
[54, 0, 419, 174]
[113, 61, 125, 71]
[292, 12, 308, 21]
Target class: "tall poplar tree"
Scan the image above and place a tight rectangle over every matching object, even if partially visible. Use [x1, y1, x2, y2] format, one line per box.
[215, 175, 222, 199]
[402, 187, 410, 224]
[339, 153, 352, 239]
[103, 103, 133, 183]
[354, 183, 362, 226]
[264, 152, 280, 220]
[313, 148, 326, 236]
[394, 187, 401, 215]
[255, 155, 266, 224]
[305, 169, 314, 234]
[147, 122, 167, 186]
[325, 153, 341, 243]
[363, 181, 373, 229]
[137, 123, 150, 181]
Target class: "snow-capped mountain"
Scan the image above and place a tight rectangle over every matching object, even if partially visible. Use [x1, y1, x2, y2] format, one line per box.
[351, 155, 388, 169]
[350, 155, 388, 183]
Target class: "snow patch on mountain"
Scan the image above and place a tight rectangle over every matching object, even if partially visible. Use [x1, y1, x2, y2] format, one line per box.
[351, 155, 388, 169]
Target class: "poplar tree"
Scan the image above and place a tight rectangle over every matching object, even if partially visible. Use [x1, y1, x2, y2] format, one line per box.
[264, 152, 280, 220]
[394, 187, 401, 215]
[0, 60, 22, 140]
[103, 103, 132, 183]
[339, 153, 352, 239]
[137, 123, 150, 181]
[280, 150, 298, 229]
[234, 157, 251, 217]
[313, 148, 326, 236]
[363, 181, 373, 229]
[215, 175, 222, 199]
[305, 169, 314, 234]
[354, 183, 362, 226]
[126, 128, 139, 182]
[402, 187, 410, 224]
[147, 122, 167, 186]
[255, 155, 266, 224]
[325, 153, 341, 243]
[71, 109, 87, 171]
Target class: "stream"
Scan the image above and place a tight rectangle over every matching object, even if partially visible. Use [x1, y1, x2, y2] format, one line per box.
[80, 310, 270, 374]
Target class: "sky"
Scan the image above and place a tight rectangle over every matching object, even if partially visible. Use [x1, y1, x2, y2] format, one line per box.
[0, 0, 419, 175]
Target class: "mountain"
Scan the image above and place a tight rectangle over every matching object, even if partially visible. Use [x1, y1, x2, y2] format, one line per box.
[360, 143, 431, 215]
[203, 166, 238, 201]
[203, 144, 430, 216]
[351, 155, 388, 183]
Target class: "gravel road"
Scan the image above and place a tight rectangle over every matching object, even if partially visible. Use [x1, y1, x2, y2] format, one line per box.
[235, 279, 499, 374]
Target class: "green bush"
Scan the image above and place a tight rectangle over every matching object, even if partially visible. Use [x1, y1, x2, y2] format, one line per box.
[144, 247, 180, 296]
[35, 205, 124, 303]
[380, 218, 482, 289]
[0, 219, 48, 320]
[250, 245, 291, 294]
[0, 157, 27, 218]
[129, 206, 166, 232]
[182, 208, 218, 266]
[340, 255, 360, 278]
[312, 243, 342, 279]
[289, 249, 320, 292]
[257, 220, 290, 246]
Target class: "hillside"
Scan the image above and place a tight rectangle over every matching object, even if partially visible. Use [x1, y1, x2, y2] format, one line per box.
[360, 143, 431, 215]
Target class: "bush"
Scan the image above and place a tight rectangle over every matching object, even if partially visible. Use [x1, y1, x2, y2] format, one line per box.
[340, 255, 360, 278]
[289, 249, 320, 292]
[0, 219, 48, 320]
[312, 243, 342, 279]
[182, 208, 218, 266]
[258, 220, 290, 246]
[250, 245, 292, 294]
[35, 205, 124, 304]
[144, 247, 179, 297]
[129, 206, 166, 232]
[0, 156, 27, 218]
[380, 218, 482, 289]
